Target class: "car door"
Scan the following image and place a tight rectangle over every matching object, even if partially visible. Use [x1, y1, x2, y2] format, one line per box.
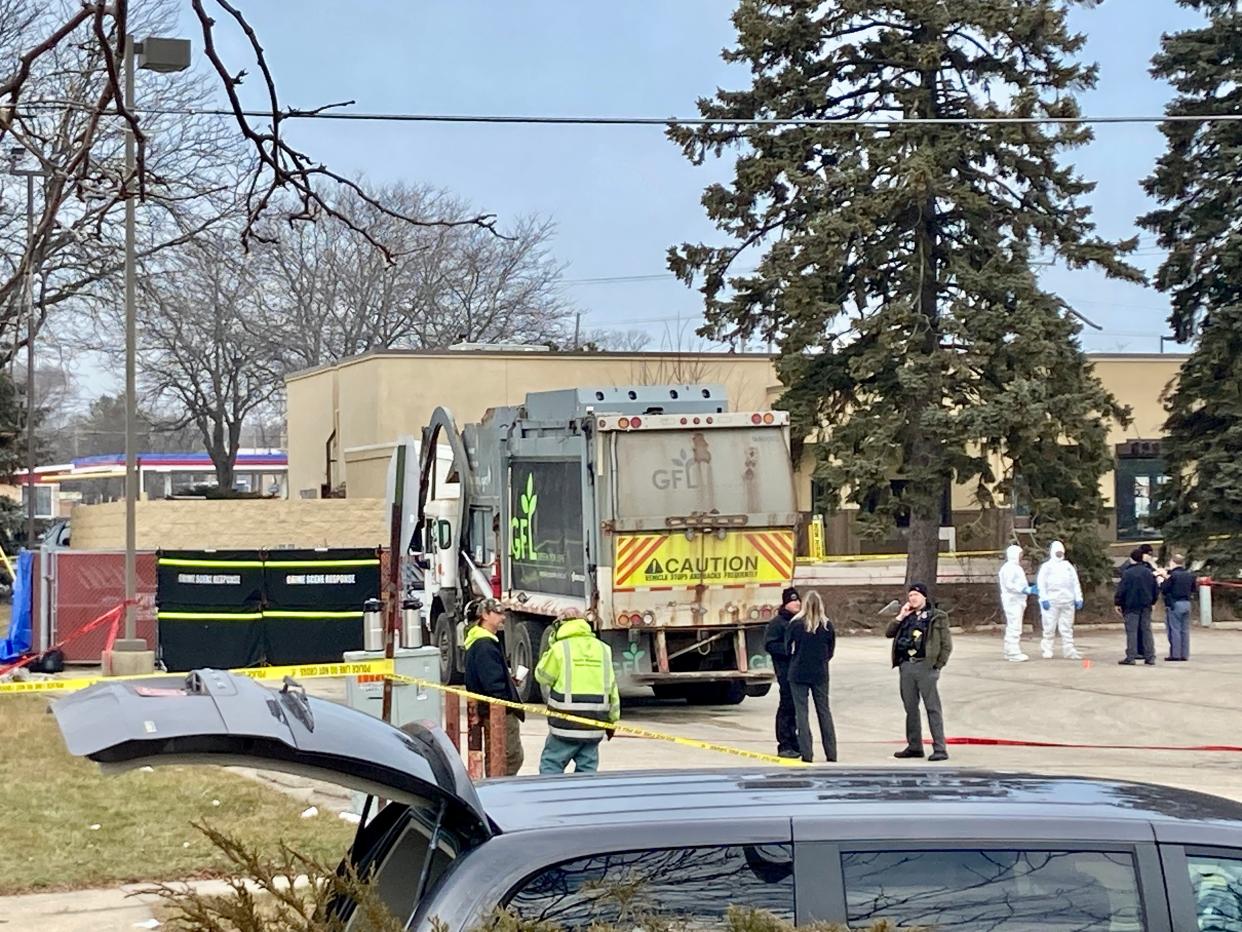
[792, 815, 1172, 931]
[52, 668, 493, 841]
[1159, 844, 1242, 930]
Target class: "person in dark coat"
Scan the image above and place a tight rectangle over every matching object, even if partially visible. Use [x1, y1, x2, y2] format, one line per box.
[1115, 548, 1160, 666]
[886, 582, 953, 762]
[463, 598, 525, 775]
[764, 587, 802, 759]
[1160, 553, 1196, 662]
[786, 591, 837, 763]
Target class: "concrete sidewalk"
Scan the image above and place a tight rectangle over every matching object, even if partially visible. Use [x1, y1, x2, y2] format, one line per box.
[8, 627, 1241, 930]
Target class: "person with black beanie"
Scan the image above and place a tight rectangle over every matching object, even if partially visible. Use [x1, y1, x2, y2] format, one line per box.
[1115, 547, 1160, 665]
[885, 582, 953, 761]
[764, 586, 802, 758]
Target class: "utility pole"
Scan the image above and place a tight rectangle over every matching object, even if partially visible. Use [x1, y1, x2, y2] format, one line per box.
[573, 312, 581, 350]
[24, 172, 34, 547]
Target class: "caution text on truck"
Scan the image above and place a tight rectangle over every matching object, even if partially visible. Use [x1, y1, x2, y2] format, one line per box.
[614, 529, 794, 591]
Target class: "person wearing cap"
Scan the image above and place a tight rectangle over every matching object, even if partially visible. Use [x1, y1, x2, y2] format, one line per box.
[764, 586, 802, 759]
[463, 598, 525, 776]
[535, 614, 620, 774]
[886, 582, 953, 762]
[1114, 547, 1160, 666]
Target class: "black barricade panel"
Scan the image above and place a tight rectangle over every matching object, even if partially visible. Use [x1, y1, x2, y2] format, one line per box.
[263, 549, 377, 665]
[157, 550, 265, 607]
[263, 615, 365, 665]
[264, 549, 380, 611]
[157, 605, 264, 672]
[155, 548, 381, 668]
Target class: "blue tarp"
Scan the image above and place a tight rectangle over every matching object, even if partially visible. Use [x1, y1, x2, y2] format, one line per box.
[1, 550, 34, 662]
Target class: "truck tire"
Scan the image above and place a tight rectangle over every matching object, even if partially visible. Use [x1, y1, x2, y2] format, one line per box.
[745, 683, 772, 698]
[434, 613, 462, 685]
[686, 680, 747, 706]
[509, 618, 548, 704]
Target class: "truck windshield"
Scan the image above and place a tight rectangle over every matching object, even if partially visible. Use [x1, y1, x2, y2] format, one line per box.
[612, 426, 796, 522]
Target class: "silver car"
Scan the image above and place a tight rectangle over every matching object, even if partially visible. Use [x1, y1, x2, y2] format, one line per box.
[56, 670, 1242, 931]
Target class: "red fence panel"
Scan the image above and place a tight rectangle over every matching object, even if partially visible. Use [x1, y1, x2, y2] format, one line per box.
[52, 551, 157, 662]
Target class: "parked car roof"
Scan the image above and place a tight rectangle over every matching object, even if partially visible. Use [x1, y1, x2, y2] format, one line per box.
[476, 768, 1242, 832]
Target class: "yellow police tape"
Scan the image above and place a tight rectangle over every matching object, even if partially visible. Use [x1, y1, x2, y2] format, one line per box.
[387, 672, 805, 769]
[0, 657, 801, 768]
[0, 659, 395, 695]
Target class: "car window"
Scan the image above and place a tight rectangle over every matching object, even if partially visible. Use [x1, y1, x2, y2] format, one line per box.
[1187, 854, 1242, 931]
[506, 844, 794, 928]
[332, 801, 466, 930]
[842, 849, 1144, 931]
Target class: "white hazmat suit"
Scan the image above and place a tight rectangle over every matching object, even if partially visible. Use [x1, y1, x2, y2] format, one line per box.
[997, 545, 1031, 661]
[1035, 540, 1083, 660]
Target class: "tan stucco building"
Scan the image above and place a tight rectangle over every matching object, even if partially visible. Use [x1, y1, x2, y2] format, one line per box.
[285, 347, 1186, 554]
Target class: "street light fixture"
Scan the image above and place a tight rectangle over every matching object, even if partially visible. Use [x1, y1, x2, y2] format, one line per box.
[120, 34, 191, 662]
[5, 147, 50, 550]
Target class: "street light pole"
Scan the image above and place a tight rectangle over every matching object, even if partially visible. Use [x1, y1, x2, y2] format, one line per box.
[123, 34, 138, 641]
[120, 34, 191, 652]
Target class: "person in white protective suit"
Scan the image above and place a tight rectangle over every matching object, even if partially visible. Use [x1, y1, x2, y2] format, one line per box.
[997, 545, 1035, 661]
[1035, 540, 1084, 660]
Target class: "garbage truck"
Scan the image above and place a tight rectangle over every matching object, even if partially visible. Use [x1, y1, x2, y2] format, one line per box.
[414, 384, 799, 705]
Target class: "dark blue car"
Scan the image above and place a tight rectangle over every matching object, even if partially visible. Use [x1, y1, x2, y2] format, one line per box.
[55, 670, 1242, 930]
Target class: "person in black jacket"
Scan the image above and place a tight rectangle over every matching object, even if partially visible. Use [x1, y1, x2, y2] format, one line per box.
[1115, 548, 1159, 666]
[764, 587, 802, 759]
[1161, 554, 1196, 662]
[786, 591, 837, 763]
[463, 598, 525, 775]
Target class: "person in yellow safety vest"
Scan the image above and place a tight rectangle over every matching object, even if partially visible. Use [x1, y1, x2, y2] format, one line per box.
[534, 616, 620, 774]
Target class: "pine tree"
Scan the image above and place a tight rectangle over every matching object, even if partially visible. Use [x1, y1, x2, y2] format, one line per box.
[670, 0, 1140, 587]
[1140, 0, 1242, 578]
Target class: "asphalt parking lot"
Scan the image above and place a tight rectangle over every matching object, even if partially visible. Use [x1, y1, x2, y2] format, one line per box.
[531, 626, 1242, 802]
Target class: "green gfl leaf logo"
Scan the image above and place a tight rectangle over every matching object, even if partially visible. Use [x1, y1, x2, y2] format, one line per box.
[619, 644, 646, 674]
[511, 473, 538, 560]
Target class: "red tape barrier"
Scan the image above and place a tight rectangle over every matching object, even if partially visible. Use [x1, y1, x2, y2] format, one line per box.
[0, 600, 129, 678]
[1202, 577, 1242, 590]
[914, 737, 1242, 753]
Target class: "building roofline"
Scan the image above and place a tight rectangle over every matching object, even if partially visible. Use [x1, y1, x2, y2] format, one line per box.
[284, 347, 1191, 383]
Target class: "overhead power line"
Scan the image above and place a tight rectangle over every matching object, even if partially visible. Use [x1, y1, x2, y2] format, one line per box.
[21, 100, 1242, 128]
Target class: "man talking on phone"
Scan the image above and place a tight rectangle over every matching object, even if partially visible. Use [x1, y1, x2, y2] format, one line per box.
[463, 598, 526, 775]
[886, 582, 953, 762]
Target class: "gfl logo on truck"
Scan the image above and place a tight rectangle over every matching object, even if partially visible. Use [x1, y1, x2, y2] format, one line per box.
[511, 473, 537, 559]
[652, 450, 701, 491]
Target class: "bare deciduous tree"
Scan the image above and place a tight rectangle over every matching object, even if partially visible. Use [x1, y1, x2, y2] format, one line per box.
[126, 232, 282, 489]
[253, 183, 573, 371]
[0, 0, 244, 365]
[0, 0, 500, 363]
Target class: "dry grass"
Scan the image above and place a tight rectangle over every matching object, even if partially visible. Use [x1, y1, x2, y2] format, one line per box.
[0, 696, 354, 895]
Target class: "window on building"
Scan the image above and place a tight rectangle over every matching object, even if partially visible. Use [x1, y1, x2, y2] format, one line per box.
[1186, 854, 1242, 931]
[20, 485, 54, 519]
[1115, 441, 1166, 541]
[863, 479, 952, 528]
[505, 845, 795, 928]
[841, 848, 1144, 931]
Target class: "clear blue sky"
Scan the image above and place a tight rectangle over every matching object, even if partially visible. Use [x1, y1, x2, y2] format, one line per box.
[175, 0, 1201, 355]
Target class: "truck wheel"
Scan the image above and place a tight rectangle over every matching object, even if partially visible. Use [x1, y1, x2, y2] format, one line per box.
[434, 613, 462, 685]
[510, 619, 548, 704]
[746, 683, 772, 698]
